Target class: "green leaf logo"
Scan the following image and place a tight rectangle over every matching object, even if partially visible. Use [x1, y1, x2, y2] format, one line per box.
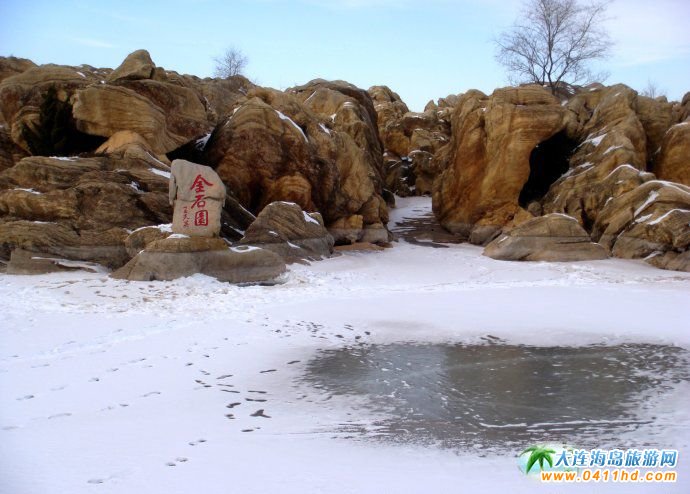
[521, 445, 557, 473]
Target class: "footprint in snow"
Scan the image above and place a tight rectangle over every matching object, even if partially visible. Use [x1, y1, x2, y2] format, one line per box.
[141, 391, 161, 398]
[250, 409, 271, 418]
[17, 394, 34, 401]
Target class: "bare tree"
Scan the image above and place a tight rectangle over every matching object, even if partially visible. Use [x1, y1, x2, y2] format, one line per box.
[496, 0, 611, 94]
[213, 47, 248, 78]
[641, 80, 665, 99]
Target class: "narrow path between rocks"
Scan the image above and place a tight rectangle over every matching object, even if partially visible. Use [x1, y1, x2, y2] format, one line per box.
[388, 196, 462, 248]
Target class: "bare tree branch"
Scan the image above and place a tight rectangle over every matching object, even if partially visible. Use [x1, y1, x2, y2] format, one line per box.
[495, 0, 612, 95]
[213, 47, 248, 79]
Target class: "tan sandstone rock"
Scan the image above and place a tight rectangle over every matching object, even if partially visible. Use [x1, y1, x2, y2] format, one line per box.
[483, 214, 608, 262]
[111, 237, 286, 284]
[106, 49, 156, 83]
[240, 201, 334, 262]
[433, 86, 569, 239]
[654, 122, 690, 186]
[169, 159, 225, 237]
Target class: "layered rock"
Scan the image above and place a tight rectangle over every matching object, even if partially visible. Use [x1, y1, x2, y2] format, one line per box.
[433, 86, 569, 240]
[541, 85, 690, 271]
[592, 180, 690, 268]
[203, 85, 389, 244]
[239, 201, 334, 262]
[0, 63, 105, 154]
[654, 122, 690, 186]
[369, 86, 452, 197]
[483, 214, 608, 262]
[0, 51, 251, 159]
[0, 152, 172, 267]
[112, 236, 286, 283]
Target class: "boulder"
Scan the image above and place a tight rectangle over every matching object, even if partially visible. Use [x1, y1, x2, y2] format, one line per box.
[6, 248, 102, 274]
[646, 250, 690, 272]
[483, 214, 608, 262]
[106, 49, 155, 83]
[111, 236, 286, 283]
[433, 86, 569, 238]
[169, 159, 226, 237]
[124, 224, 172, 258]
[239, 201, 334, 262]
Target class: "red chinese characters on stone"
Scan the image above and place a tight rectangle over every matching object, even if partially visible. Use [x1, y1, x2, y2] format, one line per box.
[194, 210, 209, 226]
[190, 174, 214, 193]
[182, 206, 190, 228]
[189, 174, 214, 224]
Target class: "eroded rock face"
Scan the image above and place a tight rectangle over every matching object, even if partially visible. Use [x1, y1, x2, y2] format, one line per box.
[369, 86, 452, 197]
[592, 180, 690, 264]
[112, 237, 286, 283]
[0, 51, 252, 159]
[0, 63, 104, 153]
[72, 81, 208, 155]
[654, 122, 690, 186]
[240, 201, 334, 262]
[433, 86, 569, 238]
[483, 214, 608, 262]
[203, 85, 389, 244]
[540, 85, 690, 271]
[0, 151, 172, 267]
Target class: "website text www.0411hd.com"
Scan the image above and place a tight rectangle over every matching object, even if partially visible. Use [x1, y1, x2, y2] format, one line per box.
[540, 469, 677, 483]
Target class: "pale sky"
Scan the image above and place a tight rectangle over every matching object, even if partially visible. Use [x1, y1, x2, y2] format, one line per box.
[1, 0, 689, 111]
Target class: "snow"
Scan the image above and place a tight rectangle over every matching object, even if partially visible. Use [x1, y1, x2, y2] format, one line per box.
[648, 208, 690, 226]
[49, 156, 76, 161]
[128, 181, 143, 193]
[13, 188, 42, 195]
[168, 233, 189, 239]
[634, 191, 660, 217]
[1, 196, 690, 493]
[603, 145, 624, 154]
[302, 211, 319, 225]
[275, 110, 308, 143]
[318, 123, 331, 135]
[131, 224, 172, 234]
[76, 71, 86, 78]
[579, 133, 607, 148]
[604, 163, 639, 180]
[149, 167, 171, 179]
[195, 133, 212, 151]
[230, 245, 261, 253]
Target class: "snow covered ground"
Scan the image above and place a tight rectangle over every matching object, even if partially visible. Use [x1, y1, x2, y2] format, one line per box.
[1, 196, 689, 493]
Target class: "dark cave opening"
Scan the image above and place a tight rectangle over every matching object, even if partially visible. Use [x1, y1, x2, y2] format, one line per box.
[518, 131, 577, 207]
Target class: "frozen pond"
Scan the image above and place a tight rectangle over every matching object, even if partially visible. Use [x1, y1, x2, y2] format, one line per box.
[303, 341, 690, 453]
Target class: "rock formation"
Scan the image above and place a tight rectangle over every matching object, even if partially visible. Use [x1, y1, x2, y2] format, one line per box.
[369, 85, 453, 197]
[433, 86, 568, 242]
[434, 83, 690, 271]
[203, 83, 390, 245]
[239, 201, 334, 263]
[483, 214, 608, 262]
[112, 236, 286, 283]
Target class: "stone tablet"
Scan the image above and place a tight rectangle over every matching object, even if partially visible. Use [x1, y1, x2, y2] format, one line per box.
[169, 159, 226, 237]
